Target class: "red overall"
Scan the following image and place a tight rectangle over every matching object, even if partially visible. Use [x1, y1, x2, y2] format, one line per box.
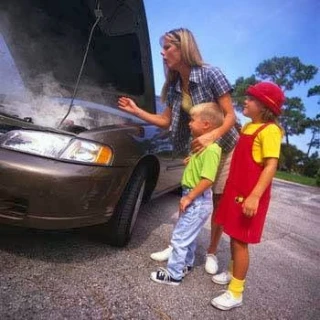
[215, 123, 273, 243]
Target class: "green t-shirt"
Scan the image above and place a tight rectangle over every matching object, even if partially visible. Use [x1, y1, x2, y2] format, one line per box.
[181, 143, 221, 188]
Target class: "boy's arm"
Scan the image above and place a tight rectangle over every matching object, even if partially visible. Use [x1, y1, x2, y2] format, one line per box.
[179, 178, 213, 213]
[242, 158, 278, 217]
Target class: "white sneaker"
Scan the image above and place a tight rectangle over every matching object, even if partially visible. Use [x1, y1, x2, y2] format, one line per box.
[211, 290, 243, 311]
[150, 246, 173, 262]
[205, 254, 218, 274]
[212, 271, 232, 285]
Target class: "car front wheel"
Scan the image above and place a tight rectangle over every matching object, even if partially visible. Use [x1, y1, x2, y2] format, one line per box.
[105, 166, 147, 247]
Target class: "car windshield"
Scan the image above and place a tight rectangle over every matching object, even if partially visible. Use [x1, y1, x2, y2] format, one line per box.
[0, 0, 146, 130]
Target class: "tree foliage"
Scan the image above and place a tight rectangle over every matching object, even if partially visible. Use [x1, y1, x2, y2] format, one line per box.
[305, 87, 320, 156]
[307, 85, 320, 104]
[279, 143, 305, 172]
[316, 168, 320, 186]
[303, 114, 320, 156]
[302, 152, 320, 178]
[281, 97, 306, 144]
[232, 76, 257, 112]
[255, 57, 318, 144]
[255, 57, 318, 91]
[232, 56, 318, 146]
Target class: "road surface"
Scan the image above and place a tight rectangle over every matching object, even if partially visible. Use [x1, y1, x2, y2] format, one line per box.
[0, 179, 319, 319]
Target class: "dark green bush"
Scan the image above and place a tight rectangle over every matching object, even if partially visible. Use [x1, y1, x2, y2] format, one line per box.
[316, 168, 320, 187]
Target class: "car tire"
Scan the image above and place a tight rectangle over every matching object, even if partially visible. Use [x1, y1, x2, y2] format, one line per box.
[105, 166, 147, 247]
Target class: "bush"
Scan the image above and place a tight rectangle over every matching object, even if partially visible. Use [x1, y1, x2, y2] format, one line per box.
[316, 168, 320, 187]
[303, 157, 320, 177]
[279, 143, 304, 172]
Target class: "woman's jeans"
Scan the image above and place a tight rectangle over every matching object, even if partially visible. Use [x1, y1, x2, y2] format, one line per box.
[167, 187, 213, 280]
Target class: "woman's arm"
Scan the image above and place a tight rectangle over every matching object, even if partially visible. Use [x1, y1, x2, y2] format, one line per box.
[118, 97, 172, 129]
[214, 93, 236, 138]
[242, 158, 278, 217]
[191, 93, 236, 151]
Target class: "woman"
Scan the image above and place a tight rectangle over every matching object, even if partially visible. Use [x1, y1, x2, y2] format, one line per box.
[118, 28, 239, 274]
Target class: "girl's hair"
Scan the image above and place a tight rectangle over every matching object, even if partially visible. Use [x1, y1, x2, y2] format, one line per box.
[160, 28, 204, 103]
[261, 106, 285, 136]
[190, 102, 223, 129]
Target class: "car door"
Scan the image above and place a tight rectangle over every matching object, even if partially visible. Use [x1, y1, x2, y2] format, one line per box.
[150, 97, 188, 195]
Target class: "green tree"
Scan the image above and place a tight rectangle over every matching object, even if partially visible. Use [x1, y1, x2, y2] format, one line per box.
[308, 85, 320, 104]
[302, 152, 320, 178]
[281, 97, 306, 145]
[316, 168, 320, 187]
[304, 114, 320, 157]
[232, 76, 257, 112]
[256, 57, 318, 90]
[279, 143, 305, 172]
[255, 57, 318, 144]
[305, 86, 320, 157]
[232, 57, 318, 147]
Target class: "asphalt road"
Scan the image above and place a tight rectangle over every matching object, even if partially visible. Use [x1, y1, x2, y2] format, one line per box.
[0, 179, 319, 320]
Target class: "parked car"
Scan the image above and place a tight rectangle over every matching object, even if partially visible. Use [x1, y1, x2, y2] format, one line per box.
[0, 0, 187, 246]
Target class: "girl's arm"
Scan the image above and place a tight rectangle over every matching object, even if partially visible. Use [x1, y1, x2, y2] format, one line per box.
[118, 97, 172, 129]
[191, 93, 236, 151]
[242, 158, 278, 217]
[179, 178, 213, 214]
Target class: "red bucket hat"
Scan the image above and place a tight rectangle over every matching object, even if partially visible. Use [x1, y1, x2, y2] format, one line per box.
[245, 82, 285, 115]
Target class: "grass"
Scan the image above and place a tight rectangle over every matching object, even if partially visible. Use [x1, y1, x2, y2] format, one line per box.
[275, 171, 318, 187]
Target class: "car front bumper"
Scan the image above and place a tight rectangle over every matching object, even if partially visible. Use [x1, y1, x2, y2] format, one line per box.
[0, 148, 131, 229]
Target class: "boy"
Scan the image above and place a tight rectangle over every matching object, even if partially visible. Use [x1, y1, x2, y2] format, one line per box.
[150, 102, 223, 285]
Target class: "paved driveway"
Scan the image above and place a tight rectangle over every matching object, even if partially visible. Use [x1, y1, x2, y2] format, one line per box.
[0, 179, 319, 319]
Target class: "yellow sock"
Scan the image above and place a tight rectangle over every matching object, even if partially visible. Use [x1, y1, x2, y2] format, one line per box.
[228, 276, 245, 299]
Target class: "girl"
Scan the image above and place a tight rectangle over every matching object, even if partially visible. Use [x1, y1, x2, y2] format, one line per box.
[211, 82, 285, 310]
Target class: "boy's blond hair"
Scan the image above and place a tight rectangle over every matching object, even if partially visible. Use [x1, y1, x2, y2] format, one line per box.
[190, 102, 223, 129]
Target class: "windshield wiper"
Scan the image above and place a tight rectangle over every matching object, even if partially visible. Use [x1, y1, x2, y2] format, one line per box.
[0, 106, 33, 123]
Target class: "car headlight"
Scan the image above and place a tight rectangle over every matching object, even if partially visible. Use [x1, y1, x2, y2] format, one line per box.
[0, 130, 113, 165]
[60, 139, 113, 164]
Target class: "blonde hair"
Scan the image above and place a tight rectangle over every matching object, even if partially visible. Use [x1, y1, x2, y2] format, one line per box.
[160, 28, 204, 103]
[260, 106, 285, 136]
[190, 102, 223, 129]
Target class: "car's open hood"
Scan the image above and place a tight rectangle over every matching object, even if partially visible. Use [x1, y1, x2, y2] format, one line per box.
[0, 0, 155, 132]
[0, 96, 144, 135]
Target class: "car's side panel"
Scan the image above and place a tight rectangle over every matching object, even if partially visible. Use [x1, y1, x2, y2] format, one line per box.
[79, 123, 184, 194]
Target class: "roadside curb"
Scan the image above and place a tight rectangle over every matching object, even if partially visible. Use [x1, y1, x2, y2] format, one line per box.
[274, 178, 319, 190]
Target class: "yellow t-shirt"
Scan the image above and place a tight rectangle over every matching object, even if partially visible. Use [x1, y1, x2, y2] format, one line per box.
[242, 122, 282, 164]
[181, 89, 192, 114]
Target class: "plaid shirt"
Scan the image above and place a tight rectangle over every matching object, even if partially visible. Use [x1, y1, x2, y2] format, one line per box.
[166, 65, 239, 153]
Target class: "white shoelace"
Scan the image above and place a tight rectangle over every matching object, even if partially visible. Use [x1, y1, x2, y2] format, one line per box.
[157, 267, 172, 282]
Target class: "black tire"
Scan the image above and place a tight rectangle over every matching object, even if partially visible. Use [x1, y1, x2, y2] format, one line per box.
[105, 166, 147, 247]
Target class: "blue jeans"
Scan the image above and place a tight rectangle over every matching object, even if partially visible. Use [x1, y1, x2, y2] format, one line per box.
[167, 187, 213, 280]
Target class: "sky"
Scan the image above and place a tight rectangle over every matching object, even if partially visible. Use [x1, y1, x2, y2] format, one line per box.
[144, 0, 320, 154]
